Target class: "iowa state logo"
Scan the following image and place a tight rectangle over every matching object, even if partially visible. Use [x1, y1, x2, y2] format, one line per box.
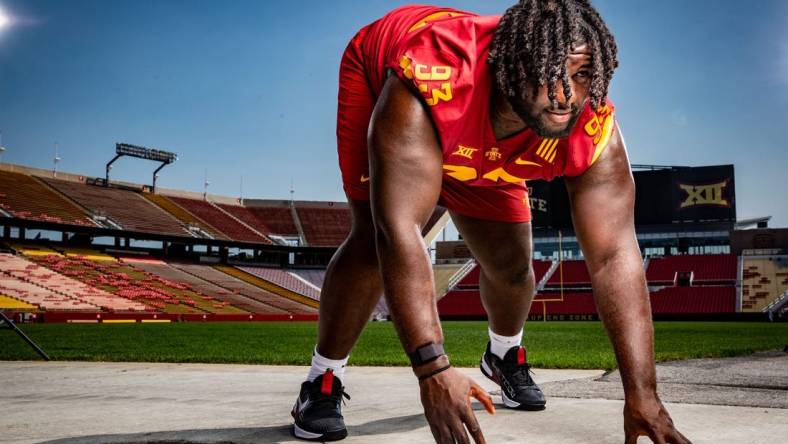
[678, 180, 730, 208]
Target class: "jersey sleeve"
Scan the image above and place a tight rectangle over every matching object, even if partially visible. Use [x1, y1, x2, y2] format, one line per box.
[564, 99, 617, 177]
[384, 24, 477, 123]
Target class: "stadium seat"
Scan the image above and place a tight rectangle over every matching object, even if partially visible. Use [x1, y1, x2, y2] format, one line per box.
[167, 196, 270, 243]
[169, 263, 317, 315]
[216, 203, 275, 238]
[646, 254, 736, 285]
[145, 193, 229, 240]
[291, 269, 327, 289]
[741, 256, 788, 312]
[0, 170, 95, 227]
[650, 286, 736, 314]
[237, 266, 321, 301]
[295, 205, 352, 247]
[132, 260, 283, 314]
[0, 253, 146, 311]
[40, 178, 188, 236]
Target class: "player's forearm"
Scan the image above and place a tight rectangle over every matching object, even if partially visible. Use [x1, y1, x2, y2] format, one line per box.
[589, 246, 657, 399]
[375, 224, 443, 354]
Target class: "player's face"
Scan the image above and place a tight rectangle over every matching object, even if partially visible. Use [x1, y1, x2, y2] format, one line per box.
[510, 45, 593, 138]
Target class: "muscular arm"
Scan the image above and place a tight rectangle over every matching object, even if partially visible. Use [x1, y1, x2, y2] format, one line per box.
[566, 124, 689, 443]
[565, 125, 655, 396]
[368, 75, 444, 354]
[368, 76, 493, 444]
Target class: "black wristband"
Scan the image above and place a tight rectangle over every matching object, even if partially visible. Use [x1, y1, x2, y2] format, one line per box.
[408, 342, 445, 367]
[418, 364, 452, 382]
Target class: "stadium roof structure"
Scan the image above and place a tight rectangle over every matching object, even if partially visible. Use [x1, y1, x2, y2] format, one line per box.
[735, 216, 771, 230]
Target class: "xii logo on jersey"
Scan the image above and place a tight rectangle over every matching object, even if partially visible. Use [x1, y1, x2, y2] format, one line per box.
[679, 180, 730, 208]
[452, 145, 477, 160]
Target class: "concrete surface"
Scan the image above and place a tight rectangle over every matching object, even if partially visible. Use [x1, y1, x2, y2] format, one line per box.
[1, 354, 787, 444]
[540, 350, 788, 409]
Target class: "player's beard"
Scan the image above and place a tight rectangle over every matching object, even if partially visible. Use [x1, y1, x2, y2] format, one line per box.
[512, 101, 582, 139]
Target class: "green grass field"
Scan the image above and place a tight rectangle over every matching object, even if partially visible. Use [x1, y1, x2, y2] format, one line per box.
[1, 321, 786, 370]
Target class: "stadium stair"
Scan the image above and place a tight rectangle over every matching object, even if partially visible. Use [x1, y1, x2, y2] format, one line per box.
[145, 193, 228, 240]
[433, 263, 466, 299]
[216, 203, 275, 239]
[167, 196, 270, 244]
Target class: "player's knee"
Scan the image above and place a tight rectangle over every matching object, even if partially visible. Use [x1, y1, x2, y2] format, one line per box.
[485, 260, 534, 288]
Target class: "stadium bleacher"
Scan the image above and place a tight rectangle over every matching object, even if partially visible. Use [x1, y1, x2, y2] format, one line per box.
[0, 170, 95, 227]
[545, 260, 590, 287]
[291, 269, 326, 288]
[646, 254, 736, 285]
[742, 256, 788, 311]
[0, 253, 147, 312]
[457, 260, 555, 289]
[0, 274, 98, 311]
[243, 205, 300, 238]
[650, 286, 736, 314]
[433, 263, 465, 298]
[169, 263, 317, 315]
[28, 252, 248, 314]
[296, 206, 352, 247]
[216, 203, 274, 238]
[40, 178, 188, 236]
[237, 266, 321, 301]
[130, 260, 287, 314]
[0, 294, 37, 310]
[167, 196, 270, 243]
[145, 193, 228, 240]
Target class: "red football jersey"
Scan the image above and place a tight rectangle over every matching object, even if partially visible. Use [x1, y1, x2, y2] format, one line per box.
[377, 7, 617, 188]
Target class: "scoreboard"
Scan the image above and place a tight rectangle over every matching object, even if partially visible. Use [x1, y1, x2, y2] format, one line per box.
[528, 165, 736, 229]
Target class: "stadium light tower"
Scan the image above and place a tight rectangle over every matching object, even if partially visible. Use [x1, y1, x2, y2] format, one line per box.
[106, 143, 177, 192]
[53, 142, 61, 177]
[0, 132, 6, 163]
[203, 169, 210, 200]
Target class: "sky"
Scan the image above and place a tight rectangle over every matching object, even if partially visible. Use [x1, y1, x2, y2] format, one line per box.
[0, 0, 786, 227]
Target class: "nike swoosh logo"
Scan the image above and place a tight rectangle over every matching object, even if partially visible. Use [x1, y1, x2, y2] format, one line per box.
[360, 175, 370, 183]
[514, 158, 542, 167]
[296, 396, 312, 414]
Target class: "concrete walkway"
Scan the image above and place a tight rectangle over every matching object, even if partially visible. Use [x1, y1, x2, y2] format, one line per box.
[2, 354, 787, 444]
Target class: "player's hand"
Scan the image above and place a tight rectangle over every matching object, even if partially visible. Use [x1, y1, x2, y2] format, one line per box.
[419, 367, 495, 444]
[623, 395, 691, 444]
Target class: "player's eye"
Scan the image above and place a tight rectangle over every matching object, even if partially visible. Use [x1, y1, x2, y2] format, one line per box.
[573, 70, 590, 78]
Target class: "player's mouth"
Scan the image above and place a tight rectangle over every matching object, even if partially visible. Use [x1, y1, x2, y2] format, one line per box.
[544, 110, 573, 124]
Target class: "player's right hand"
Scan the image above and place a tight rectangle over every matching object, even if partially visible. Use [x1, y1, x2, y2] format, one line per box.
[419, 367, 496, 444]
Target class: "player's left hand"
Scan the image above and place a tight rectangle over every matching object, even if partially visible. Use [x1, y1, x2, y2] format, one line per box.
[623, 395, 691, 444]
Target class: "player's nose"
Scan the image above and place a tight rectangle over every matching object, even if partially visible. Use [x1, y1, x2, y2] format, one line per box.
[552, 80, 571, 107]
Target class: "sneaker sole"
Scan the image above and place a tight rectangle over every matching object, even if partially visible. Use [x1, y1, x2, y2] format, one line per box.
[479, 353, 547, 411]
[292, 423, 348, 442]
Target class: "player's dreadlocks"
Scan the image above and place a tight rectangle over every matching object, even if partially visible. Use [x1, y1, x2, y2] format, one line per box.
[488, 0, 618, 109]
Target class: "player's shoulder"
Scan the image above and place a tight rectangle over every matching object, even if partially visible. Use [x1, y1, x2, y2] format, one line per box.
[564, 99, 617, 176]
[393, 13, 497, 65]
[386, 13, 499, 107]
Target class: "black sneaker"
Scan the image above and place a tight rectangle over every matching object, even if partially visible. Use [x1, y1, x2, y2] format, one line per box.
[480, 342, 546, 410]
[291, 370, 350, 441]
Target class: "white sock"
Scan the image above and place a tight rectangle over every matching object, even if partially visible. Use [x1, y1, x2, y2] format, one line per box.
[307, 347, 348, 384]
[489, 327, 523, 359]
